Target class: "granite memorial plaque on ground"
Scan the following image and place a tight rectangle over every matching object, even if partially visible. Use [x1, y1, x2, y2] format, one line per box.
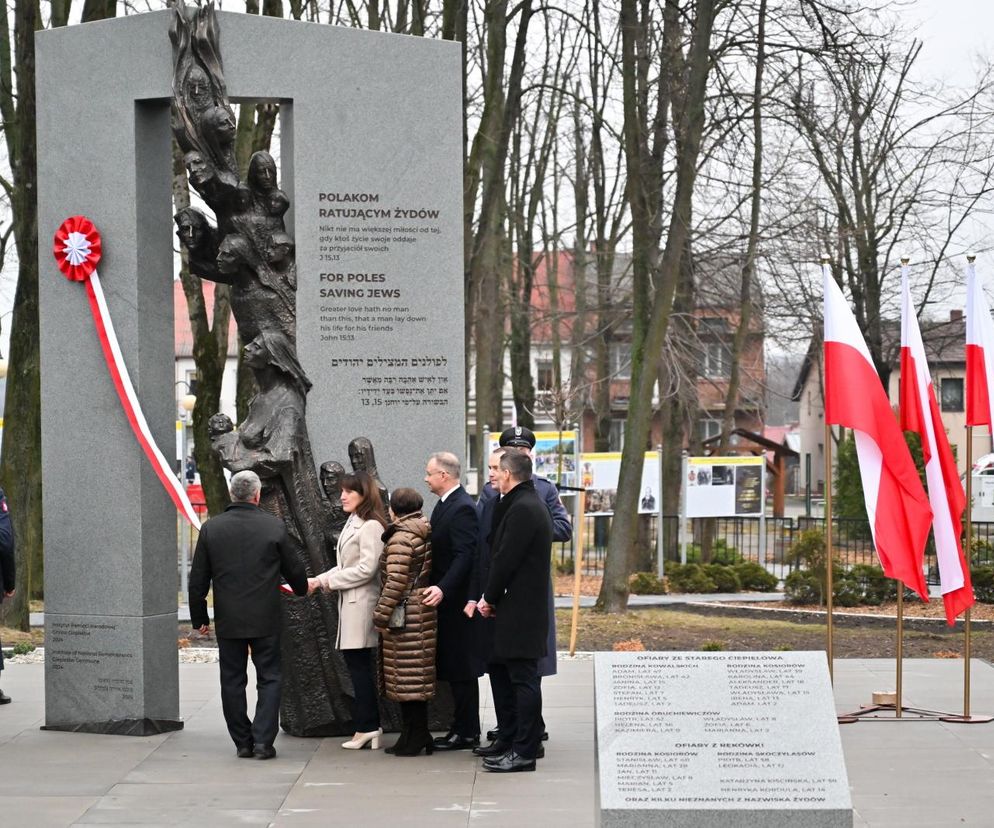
[37, 12, 462, 734]
[594, 651, 852, 827]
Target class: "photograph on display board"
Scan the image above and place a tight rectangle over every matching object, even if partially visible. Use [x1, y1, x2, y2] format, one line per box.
[734, 465, 762, 514]
[580, 452, 660, 514]
[534, 435, 576, 487]
[711, 465, 734, 486]
[488, 431, 578, 488]
[685, 456, 765, 518]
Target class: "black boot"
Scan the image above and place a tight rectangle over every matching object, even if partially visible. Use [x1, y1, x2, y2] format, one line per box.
[386, 703, 413, 755]
[393, 702, 433, 757]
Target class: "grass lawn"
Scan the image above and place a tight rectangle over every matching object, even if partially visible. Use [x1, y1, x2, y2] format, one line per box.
[555, 607, 993, 659]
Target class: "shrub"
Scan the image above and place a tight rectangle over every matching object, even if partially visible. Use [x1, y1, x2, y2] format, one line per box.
[848, 564, 895, 606]
[786, 528, 827, 572]
[703, 564, 742, 593]
[701, 640, 725, 651]
[784, 570, 822, 605]
[666, 563, 717, 594]
[12, 641, 35, 656]
[833, 574, 862, 608]
[710, 539, 743, 566]
[971, 537, 994, 567]
[971, 565, 994, 603]
[684, 538, 742, 566]
[733, 561, 779, 592]
[555, 559, 575, 576]
[629, 571, 666, 595]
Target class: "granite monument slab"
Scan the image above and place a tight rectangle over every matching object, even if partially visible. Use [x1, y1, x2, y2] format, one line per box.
[594, 651, 853, 827]
[37, 11, 462, 734]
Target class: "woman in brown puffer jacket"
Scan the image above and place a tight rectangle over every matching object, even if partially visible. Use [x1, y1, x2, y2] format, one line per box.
[373, 487, 437, 756]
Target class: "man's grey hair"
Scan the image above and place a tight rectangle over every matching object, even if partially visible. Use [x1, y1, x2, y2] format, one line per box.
[499, 450, 532, 481]
[428, 451, 461, 479]
[230, 470, 262, 502]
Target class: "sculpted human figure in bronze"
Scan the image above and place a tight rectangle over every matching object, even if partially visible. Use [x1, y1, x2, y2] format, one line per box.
[174, 207, 219, 281]
[171, 0, 381, 737]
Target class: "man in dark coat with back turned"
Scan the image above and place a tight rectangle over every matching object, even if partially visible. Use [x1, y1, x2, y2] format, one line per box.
[422, 450, 482, 750]
[477, 451, 553, 773]
[0, 487, 15, 705]
[189, 470, 307, 759]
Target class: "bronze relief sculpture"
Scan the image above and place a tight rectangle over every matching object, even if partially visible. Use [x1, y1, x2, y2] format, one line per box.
[169, 0, 405, 737]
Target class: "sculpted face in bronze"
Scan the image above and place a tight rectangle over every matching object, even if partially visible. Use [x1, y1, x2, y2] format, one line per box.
[184, 150, 212, 187]
[248, 151, 278, 193]
[216, 235, 251, 275]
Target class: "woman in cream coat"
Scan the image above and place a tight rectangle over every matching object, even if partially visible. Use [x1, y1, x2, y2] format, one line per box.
[310, 470, 387, 749]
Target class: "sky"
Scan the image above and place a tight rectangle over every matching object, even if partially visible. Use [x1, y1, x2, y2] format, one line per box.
[4, 0, 994, 361]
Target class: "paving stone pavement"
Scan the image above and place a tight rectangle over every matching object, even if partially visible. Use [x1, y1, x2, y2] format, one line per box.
[2, 656, 994, 826]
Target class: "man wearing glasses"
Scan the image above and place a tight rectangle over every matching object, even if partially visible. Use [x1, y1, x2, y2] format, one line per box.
[422, 451, 481, 749]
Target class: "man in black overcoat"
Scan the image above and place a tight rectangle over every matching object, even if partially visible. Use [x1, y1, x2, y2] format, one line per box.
[189, 470, 307, 759]
[422, 450, 481, 749]
[0, 488, 15, 705]
[478, 451, 553, 773]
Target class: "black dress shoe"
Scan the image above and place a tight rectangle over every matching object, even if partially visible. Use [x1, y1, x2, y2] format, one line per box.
[433, 733, 479, 751]
[486, 727, 499, 741]
[473, 740, 510, 758]
[482, 750, 536, 773]
[0, 689, 10, 705]
[236, 744, 254, 759]
[253, 745, 276, 760]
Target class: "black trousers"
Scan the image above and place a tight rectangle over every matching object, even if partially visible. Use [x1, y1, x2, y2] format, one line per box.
[342, 647, 380, 732]
[448, 678, 480, 738]
[488, 658, 542, 759]
[217, 635, 281, 750]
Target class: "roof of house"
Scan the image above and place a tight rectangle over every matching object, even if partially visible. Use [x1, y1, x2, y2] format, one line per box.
[791, 313, 967, 401]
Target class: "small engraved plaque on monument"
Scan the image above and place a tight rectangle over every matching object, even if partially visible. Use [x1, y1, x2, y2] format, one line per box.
[594, 651, 852, 827]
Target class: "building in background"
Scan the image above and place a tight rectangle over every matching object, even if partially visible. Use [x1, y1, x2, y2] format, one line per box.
[792, 310, 972, 495]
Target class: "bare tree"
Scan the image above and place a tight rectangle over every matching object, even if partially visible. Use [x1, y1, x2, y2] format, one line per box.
[598, 0, 718, 613]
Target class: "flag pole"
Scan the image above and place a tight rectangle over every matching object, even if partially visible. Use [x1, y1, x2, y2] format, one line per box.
[569, 490, 586, 657]
[940, 254, 992, 724]
[825, 422, 835, 684]
[941, 425, 992, 723]
[896, 581, 904, 718]
[961, 255, 976, 720]
[822, 255, 835, 685]
[964, 427, 973, 719]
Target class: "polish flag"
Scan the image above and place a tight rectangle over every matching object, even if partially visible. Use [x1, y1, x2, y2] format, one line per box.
[899, 265, 972, 624]
[823, 264, 931, 600]
[966, 258, 994, 428]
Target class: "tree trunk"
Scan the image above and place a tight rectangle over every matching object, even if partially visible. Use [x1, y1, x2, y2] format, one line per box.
[171, 142, 232, 518]
[598, 0, 716, 613]
[717, 0, 765, 449]
[0, 0, 38, 625]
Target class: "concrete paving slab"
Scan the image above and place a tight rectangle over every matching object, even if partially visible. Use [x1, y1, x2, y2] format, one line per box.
[3, 656, 994, 825]
[5, 796, 97, 828]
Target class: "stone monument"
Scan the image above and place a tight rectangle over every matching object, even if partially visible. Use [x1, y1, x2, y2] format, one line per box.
[37, 10, 463, 734]
[595, 651, 852, 827]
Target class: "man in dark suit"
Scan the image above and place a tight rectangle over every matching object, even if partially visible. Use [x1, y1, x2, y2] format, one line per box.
[478, 451, 553, 773]
[474, 426, 571, 749]
[0, 488, 15, 705]
[422, 450, 481, 750]
[189, 470, 307, 759]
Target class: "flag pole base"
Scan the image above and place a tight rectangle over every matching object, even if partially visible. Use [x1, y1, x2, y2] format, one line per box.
[837, 702, 950, 724]
[938, 714, 994, 724]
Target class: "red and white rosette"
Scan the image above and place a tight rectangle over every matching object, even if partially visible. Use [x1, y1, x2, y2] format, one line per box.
[54, 216, 202, 530]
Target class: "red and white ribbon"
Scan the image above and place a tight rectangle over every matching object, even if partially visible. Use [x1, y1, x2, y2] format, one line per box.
[54, 216, 202, 530]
